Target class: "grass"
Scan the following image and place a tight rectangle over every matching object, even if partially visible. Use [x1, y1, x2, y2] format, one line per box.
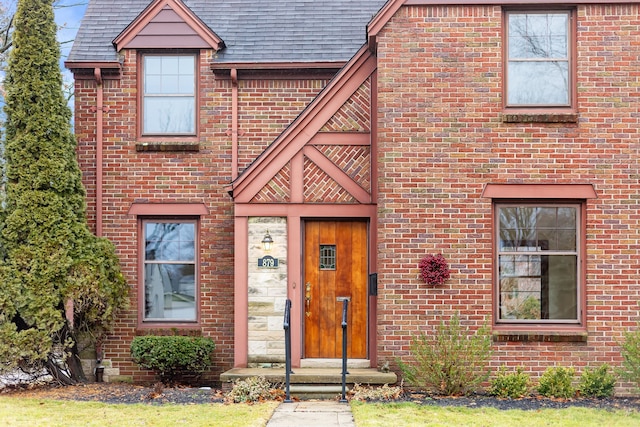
[351, 401, 640, 427]
[0, 397, 279, 427]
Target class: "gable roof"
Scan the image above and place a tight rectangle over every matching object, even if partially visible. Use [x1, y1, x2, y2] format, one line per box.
[113, 0, 224, 51]
[68, 0, 387, 66]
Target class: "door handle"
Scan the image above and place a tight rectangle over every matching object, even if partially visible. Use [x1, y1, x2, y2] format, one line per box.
[305, 282, 311, 317]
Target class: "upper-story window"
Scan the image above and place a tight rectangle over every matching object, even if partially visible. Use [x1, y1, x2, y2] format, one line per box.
[142, 54, 196, 135]
[505, 10, 573, 108]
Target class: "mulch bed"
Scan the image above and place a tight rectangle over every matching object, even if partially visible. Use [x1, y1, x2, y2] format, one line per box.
[0, 383, 226, 405]
[402, 391, 640, 412]
[1, 383, 639, 411]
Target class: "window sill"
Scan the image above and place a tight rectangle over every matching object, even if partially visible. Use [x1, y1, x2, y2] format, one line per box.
[136, 142, 200, 152]
[136, 327, 202, 336]
[502, 112, 578, 124]
[492, 330, 587, 343]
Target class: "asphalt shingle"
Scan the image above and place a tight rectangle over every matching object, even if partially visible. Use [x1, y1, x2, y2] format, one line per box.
[68, 0, 387, 64]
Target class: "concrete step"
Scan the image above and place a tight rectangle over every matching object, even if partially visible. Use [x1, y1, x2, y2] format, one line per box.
[300, 359, 371, 369]
[220, 367, 397, 400]
[221, 367, 396, 385]
[288, 385, 349, 400]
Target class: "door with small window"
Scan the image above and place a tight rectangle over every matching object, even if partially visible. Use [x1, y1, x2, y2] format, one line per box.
[303, 220, 368, 358]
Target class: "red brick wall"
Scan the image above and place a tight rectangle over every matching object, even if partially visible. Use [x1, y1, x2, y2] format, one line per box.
[375, 4, 640, 392]
[238, 79, 328, 173]
[74, 50, 327, 383]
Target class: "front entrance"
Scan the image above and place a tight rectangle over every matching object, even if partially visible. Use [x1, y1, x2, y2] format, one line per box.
[303, 220, 368, 358]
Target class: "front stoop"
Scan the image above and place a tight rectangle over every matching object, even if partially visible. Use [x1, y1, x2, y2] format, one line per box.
[220, 368, 397, 399]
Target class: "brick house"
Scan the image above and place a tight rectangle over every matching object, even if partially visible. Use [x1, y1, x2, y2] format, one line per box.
[67, 0, 640, 392]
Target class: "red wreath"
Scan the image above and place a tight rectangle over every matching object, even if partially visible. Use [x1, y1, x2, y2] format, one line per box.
[419, 254, 450, 286]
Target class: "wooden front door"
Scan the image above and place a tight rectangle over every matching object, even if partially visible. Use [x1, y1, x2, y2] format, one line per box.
[303, 220, 368, 358]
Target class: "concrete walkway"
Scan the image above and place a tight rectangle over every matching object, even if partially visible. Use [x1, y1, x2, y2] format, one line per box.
[266, 401, 355, 427]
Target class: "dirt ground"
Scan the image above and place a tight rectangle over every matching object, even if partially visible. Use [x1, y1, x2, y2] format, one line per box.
[2, 382, 640, 411]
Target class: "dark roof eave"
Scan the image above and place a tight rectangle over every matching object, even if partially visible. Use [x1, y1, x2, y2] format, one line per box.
[210, 61, 346, 71]
[65, 61, 123, 71]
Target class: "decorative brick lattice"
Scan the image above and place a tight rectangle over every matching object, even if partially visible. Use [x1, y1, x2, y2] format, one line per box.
[303, 158, 357, 203]
[321, 80, 371, 132]
[252, 163, 291, 203]
[316, 145, 371, 192]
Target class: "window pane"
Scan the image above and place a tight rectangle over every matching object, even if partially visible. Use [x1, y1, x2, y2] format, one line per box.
[145, 75, 163, 94]
[507, 61, 568, 105]
[320, 245, 337, 270]
[549, 35, 568, 58]
[500, 206, 535, 229]
[556, 229, 576, 251]
[508, 13, 568, 58]
[144, 96, 195, 134]
[499, 275, 542, 320]
[179, 56, 195, 76]
[537, 228, 557, 251]
[144, 264, 196, 321]
[499, 207, 536, 247]
[546, 255, 577, 319]
[499, 254, 576, 320]
[536, 207, 556, 227]
[176, 75, 195, 94]
[145, 222, 195, 261]
[558, 207, 576, 228]
[145, 56, 162, 71]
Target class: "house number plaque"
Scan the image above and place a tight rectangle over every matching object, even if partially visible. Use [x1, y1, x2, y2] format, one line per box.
[258, 256, 279, 269]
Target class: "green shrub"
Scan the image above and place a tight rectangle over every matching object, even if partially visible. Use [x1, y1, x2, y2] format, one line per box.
[489, 367, 531, 398]
[579, 364, 616, 398]
[397, 313, 492, 396]
[619, 323, 640, 391]
[537, 367, 576, 399]
[225, 376, 283, 403]
[130, 336, 215, 384]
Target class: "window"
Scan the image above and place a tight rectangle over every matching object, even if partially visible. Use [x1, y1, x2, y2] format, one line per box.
[143, 220, 197, 322]
[505, 10, 572, 108]
[142, 55, 196, 135]
[496, 204, 580, 324]
[319, 245, 337, 270]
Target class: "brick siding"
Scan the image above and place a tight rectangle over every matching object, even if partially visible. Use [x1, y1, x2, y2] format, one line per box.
[73, 3, 640, 393]
[74, 50, 328, 383]
[375, 4, 640, 392]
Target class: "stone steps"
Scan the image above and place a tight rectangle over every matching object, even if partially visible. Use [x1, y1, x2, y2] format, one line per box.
[220, 367, 397, 400]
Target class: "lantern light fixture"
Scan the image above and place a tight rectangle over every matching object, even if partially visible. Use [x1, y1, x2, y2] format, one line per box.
[262, 230, 274, 251]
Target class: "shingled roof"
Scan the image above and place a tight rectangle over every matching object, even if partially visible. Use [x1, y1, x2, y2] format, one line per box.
[68, 0, 387, 65]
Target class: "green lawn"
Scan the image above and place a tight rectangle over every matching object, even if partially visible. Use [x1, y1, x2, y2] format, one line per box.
[0, 397, 279, 427]
[5, 395, 639, 427]
[351, 401, 640, 427]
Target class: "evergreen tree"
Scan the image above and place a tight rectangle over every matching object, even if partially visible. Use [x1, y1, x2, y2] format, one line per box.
[0, 0, 128, 384]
